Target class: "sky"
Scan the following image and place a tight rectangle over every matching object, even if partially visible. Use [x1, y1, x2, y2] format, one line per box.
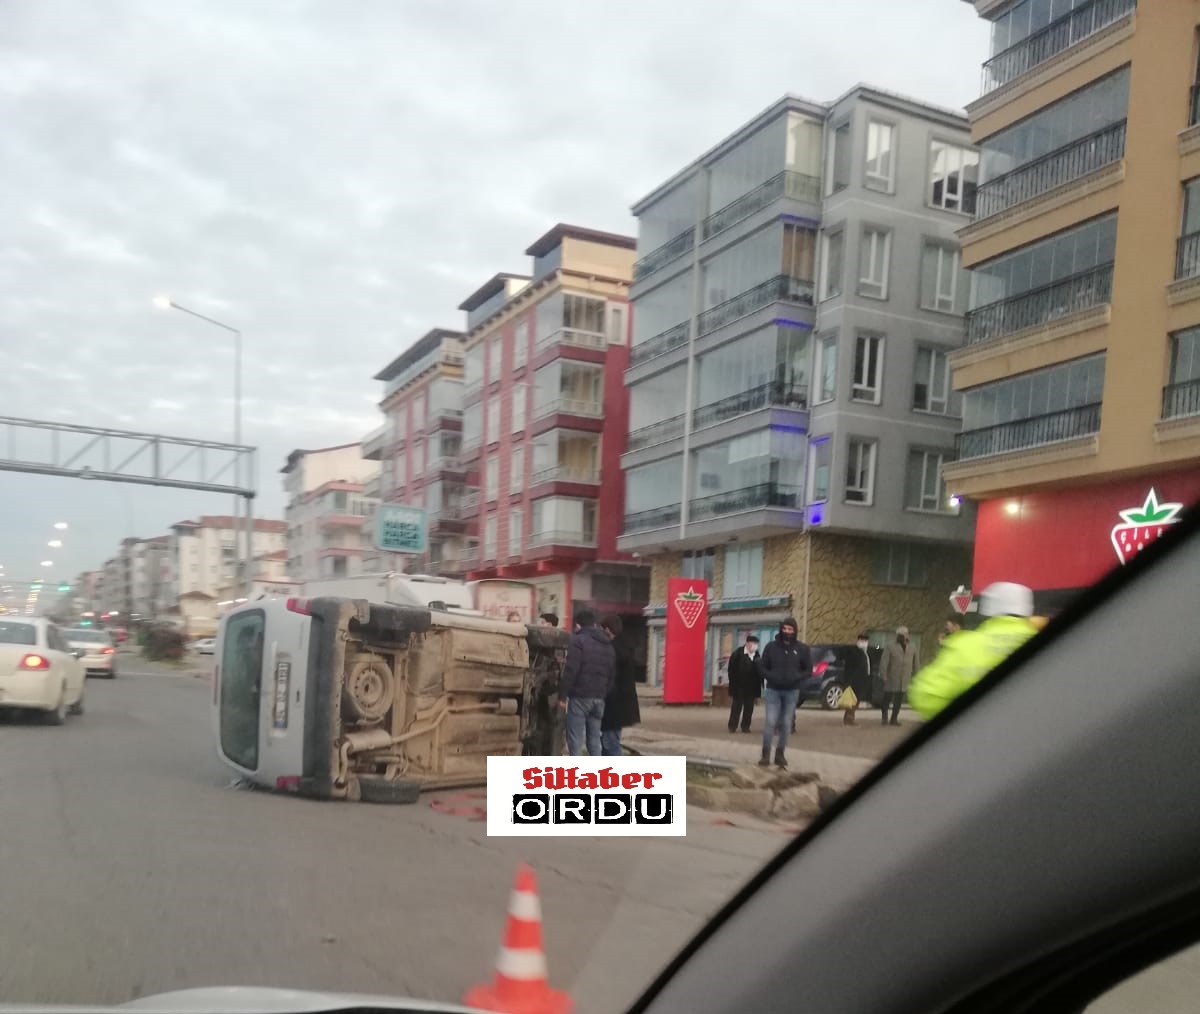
[0, 0, 989, 595]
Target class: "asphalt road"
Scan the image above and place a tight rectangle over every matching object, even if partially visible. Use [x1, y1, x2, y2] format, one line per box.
[0, 661, 779, 1014]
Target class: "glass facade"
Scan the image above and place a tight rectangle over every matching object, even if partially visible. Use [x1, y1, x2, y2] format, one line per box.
[629, 364, 687, 431]
[708, 113, 786, 212]
[626, 458, 683, 513]
[690, 428, 805, 499]
[701, 224, 781, 311]
[632, 274, 692, 346]
[531, 497, 597, 544]
[533, 360, 603, 414]
[989, 0, 1096, 57]
[785, 113, 824, 178]
[962, 354, 1106, 431]
[695, 325, 809, 407]
[638, 177, 699, 255]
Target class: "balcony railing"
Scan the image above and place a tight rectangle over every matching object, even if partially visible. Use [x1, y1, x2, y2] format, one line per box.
[689, 482, 802, 522]
[529, 529, 597, 548]
[956, 403, 1101, 460]
[1176, 231, 1200, 281]
[532, 397, 604, 420]
[535, 327, 607, 352]
[461, 491, 481, 510]
[701, 171, 821, 240]
[622, 503, 682, 534]
[1162, 378, 1200, 420]
[530, 465, 600, 485]
[697, 274, 814, 337]
[626, 414, 686, 451]
[633, 226, 695, 281]
[630, 321, 690, 367]
[975, 121, 1126, 220]
[965, 263, 1114, 346]
[693, 380, 807, 430]
[981, 0, 1136, 94]
[428, 503, 465, 522]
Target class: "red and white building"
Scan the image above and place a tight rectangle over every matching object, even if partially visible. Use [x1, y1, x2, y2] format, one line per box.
[456, 223, 650, 630]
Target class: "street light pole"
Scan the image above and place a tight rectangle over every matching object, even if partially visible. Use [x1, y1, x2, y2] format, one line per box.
[153, 297, 251, 599]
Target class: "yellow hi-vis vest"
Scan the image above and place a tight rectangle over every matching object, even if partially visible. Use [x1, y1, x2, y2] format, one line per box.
[908, 615, 1039, 720]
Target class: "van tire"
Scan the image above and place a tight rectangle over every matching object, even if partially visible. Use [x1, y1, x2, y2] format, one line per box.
[358, 777, 421, 805]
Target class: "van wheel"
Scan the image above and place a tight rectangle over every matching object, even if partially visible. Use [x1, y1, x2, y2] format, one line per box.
[358, 777, 421, 805]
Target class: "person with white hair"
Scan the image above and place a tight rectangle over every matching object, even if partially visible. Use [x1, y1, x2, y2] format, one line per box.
[909, 581, 1040, 720]
[880, 625, 919, 726]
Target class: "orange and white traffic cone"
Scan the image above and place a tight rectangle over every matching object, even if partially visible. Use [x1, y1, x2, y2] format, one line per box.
[464, 863, 572, 1014]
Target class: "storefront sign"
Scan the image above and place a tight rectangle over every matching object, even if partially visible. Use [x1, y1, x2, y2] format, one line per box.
[1110, 489, 1184, 565]
[662, 578, 708, 704]
[949, 586, 973, 615]
[643, 594, 789, 619]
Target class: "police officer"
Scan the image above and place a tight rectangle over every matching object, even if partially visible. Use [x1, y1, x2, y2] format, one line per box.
[908, 582, 1040, 720]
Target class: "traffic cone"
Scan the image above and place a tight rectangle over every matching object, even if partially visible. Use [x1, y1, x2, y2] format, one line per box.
[464, 864, 572, 1014]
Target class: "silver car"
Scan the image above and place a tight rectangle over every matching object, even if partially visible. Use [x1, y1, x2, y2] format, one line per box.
[65, 628, 118, 678]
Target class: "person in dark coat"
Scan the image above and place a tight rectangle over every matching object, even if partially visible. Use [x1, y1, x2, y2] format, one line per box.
[599, 614, 640, 756]
[558, 609, 616, 756]
[845, 632, 873, 708]
[758, 616, 811, 769]
[726, 634, 762, 733]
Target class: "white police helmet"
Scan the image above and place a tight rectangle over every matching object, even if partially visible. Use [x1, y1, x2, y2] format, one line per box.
[979, 581, 1034, 618]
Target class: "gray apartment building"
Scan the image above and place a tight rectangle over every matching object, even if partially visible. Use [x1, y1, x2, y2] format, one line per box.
[620, 86, 979, 689]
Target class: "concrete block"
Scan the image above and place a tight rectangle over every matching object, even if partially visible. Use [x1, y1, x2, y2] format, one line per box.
[771, 782, 821, 821]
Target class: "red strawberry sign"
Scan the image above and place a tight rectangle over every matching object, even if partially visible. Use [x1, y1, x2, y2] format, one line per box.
[1109, 488, 1184, 565]
[673, 586, 707, 629]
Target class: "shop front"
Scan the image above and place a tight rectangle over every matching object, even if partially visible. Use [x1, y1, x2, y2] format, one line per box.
[973, 469, 1200, 613]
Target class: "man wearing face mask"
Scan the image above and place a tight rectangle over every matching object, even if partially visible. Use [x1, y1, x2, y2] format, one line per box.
[757, 617, 811, 769]
[844, 631, 872, 719]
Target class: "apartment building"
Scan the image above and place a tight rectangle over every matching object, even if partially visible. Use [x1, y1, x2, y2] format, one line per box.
[951, 0, 1200, 613]
[458, 223, 650, 631]
[167, 515, 288, 600]
[362, 328, 469, 574]
[622, 89, 977, 688]
[129, 536, 169, 617]
[281, 442, 379, 581]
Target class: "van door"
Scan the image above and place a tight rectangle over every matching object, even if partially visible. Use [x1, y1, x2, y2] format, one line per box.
[219, 608, 265, 772]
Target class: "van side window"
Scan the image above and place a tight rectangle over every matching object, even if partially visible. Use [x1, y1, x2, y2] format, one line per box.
[219, 610, 265, 772]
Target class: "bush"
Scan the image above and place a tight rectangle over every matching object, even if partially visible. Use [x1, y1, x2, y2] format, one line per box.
[142, 624, 186, 661]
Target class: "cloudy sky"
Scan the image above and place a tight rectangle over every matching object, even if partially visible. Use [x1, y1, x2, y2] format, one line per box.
[0, 0, 987, 595]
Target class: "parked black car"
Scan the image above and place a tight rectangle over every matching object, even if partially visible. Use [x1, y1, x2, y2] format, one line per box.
[797, 643, 871, 710]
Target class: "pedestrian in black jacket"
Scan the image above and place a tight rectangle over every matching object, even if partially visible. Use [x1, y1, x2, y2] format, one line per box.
[558, 610, 615, 756]
[758, 616, 811, 769]
[599, 614, 640, 756]
[726, 634, 761, 733]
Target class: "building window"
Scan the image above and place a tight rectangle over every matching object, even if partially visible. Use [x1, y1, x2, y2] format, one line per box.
[809, 437, 832, 503]
[723, 543, 763, 599]
[607, 305, 625, 346]
[510, 446, 524, 493]
[920, 242, 965, 314]
[487, 336, 503, 382]
[852, 333, 884, 404]
[825, 121, 851, 196]
[913, 346, 953, 415]
[531, 497, 597, 545]
[462, 402, 482, 449]
[485, 457, 499, 501]
[486, 399, 501, 444]
[814, 332, 838, 405]
[411, 439, 425, 476]
[1165, 326, 1200, 419]
[872, 540, 929, 588]
[783, 223, 818, 284]
[681, 549, 715, 585]
[508, 508, 523, 557]
[845, 438, 877, 505]
[564, 293, 606, 334]
[865, 120, 895, 192]
[513, 320, 528, 368]
[820, 230, 844, 301]
[858, 227, 891, 300]
[905, 449, 953, 512]
[1178, 177, 1200, 281]
[929, 140, 979, 214]
[483, 515, 497, 561]
[511, 383, 526, 432]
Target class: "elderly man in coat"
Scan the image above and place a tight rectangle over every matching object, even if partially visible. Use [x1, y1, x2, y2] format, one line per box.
[880, 626, 919, 727]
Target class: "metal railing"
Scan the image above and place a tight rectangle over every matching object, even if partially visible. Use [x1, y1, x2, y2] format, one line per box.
[622, 503, 682, 534]
[1176, 232, 1200, 281]
[425, 455, 463, 474]
[427, 503, 465, 522]
[697, 274, 814, 337]
[965, 263, 1113, 346]
[689, 482, 803, 522]
[532, 397, 604, 420]
[956, 403, 1101, 460]
[633, 226, 695, 281]
[529, 529, 597, 548]
[626, 414, 685, 451]
[535, 327, 607, 352]
[981, 0, 1136, 94]
[630, 321, 689, 367]
[701, 171, 821, 239]
[693, 380, 807, 430]
[1162, 378, 1200, 420]
[975, 121, 1126, 220]
[529, 465, 600, 485]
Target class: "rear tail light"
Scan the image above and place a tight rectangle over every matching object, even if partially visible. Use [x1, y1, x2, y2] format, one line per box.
[286, 598, 313, 615]
[19, 653, 51, 671]
[101, 646, 115, 655]
[813, 661, 828, 676]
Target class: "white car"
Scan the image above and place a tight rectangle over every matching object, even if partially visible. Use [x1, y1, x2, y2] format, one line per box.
[65, 627, 118, 678]
[192, 637, 216, 655]
[0, 617, 86, 724]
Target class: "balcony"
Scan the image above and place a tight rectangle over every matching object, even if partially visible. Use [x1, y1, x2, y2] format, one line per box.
[426, 452, 464, 476]
[701, 171, 821, 240]
[426, 408, 464, 434]
[535, 327, 607, 353]
[463, 379, 483, 403]
[956, 403, 1101, 460]
[980, 0, 1136, 95]
[693, 380, 807, 430]
[1162, 379, 1200, 420]
[974, 121, 1126, 220]
[530, 465, 600, 486]
[697, 274, 814, 338]
[630, 321, 690, 367]
[689, 482, 802, 522]
[633, 226, 695, 282]
[361, 424, 387, 461]
[622, 503, 682, 534]
[428, 502, 465, 522]
[528, 529, 596, 549]
[461, 490, 481, 511]
[965, 264, 1113, 346]
[532, 397, 603, 421]
[320, 512, 369, 529]
[627, 414, 686, 452]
